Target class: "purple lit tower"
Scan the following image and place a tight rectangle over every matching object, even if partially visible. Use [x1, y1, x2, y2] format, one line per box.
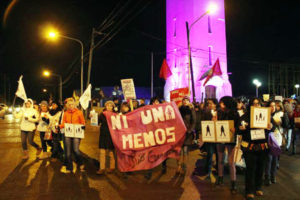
[165, 0, 232, 101]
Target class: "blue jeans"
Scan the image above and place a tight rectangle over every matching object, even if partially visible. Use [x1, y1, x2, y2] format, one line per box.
[205, 143, 216, 174]
[285, 128, 292, 150]
[21, 131, 40, 150]
[265, 154, 278, 179]
[64, 137, 83, 171]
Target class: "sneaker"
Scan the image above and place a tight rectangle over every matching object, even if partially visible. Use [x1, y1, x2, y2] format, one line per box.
[60, 166, 72, 174]
[79, 165, 85, 172]
[246, 194, 254, 200]
[96, 169, 105, 175]
[256, 190, 264, 196]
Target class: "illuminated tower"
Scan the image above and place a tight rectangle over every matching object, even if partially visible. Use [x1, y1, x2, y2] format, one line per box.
[165, 0, 232, 101]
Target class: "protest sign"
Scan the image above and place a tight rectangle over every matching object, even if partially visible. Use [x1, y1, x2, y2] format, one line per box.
[170, 87, 189, 106]
[104, 102, 187, 172]
[64, 123, 85, 138]
[201, 121, 216, 142]
[275, 96, 283, 102]
[215, 120, 234, 143]
[263, 94, 270, 102]
[250, 106, 271, 129]
[121, 79, 136, 100]
[90, 110, 98, 126]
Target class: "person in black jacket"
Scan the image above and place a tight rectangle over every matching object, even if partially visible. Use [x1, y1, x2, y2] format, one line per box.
[97, 101, 116, 175]
[239, 98, 272, 200]
[177, 96, 196, 174]
[215, 96, 239, 194]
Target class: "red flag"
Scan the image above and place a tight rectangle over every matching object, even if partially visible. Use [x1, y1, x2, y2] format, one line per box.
[203, 58, 222, 86]
[159, 59, 172, 80]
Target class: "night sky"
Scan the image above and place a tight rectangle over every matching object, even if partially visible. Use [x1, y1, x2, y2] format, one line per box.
[1, 0, 300, 102]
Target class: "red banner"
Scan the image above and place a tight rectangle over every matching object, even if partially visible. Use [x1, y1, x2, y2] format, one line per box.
[170, 87, 189, 106]
[104, 102, 187, 172]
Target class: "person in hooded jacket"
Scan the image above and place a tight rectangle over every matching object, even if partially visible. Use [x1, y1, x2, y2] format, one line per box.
[13, 99, 42, 159]
[177, 96, 196, 174]
[37, 101, 53, 159]
[215, 96, 239, 194]
[49, 100, 64, 160]
[59, 98, 85, 173]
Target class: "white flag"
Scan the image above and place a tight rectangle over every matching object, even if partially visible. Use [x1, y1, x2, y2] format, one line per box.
[15, 75, 27, 101]
[79, 84, 92, 110]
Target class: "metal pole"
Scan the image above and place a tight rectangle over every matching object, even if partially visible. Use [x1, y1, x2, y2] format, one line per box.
[151, 52, 154, 98]
[59, 75, 62, 104]
[256, 86, 258, 97]
[87, 28, 95, 88]
[186, 22, 196, 102]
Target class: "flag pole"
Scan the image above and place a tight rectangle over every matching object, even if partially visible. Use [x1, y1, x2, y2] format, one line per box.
[151, 52, 154, 98]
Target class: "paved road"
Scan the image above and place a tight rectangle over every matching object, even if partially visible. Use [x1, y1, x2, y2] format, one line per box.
[0, 114, 299, 200]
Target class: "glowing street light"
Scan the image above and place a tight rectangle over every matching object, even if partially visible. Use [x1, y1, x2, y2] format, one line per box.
[44, 27, 84, 96]
[43, 89, 47, 93]
[295, 84, 299, 96]
[253, 79, 262, 97]
[186, 2, 219, 102]
[207, 2, 218, 14]
[42, 70, 62, 103]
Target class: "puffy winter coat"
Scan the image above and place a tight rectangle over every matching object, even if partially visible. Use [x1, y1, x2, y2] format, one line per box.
[14, 99, 39, 132]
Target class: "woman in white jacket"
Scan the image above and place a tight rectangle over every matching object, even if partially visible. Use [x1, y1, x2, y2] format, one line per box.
[14, 99, 42, 159]
[37, 101, 53, 159]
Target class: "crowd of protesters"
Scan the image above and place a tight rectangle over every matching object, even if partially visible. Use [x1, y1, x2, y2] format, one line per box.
[12, 90, 300, 200]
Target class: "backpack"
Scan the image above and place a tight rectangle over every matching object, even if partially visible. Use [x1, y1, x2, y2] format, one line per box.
[268, 132, 281, 156]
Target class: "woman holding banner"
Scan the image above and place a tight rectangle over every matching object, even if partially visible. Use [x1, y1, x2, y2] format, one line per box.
[97, 101, 116, 175]
[215, 96, 239, 194]
[239, 98, 272, 200]
[59, 98, 85, 173]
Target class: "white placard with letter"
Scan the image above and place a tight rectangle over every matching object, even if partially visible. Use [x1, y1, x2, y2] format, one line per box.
[90, 110, 98, 126]
[250, 129, 265, 140]
[215, 121, 233, 143]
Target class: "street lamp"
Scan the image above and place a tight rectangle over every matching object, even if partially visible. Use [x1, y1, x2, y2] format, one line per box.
[46, 28, 84, 96]
[295, 84, 299, 96]
[186, 2, 218, 102]
[43, 70, 62, 103]
[42, 89, 47, 93]
[253, 79, 262, 97]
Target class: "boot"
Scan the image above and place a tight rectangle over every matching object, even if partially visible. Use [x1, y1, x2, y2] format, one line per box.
[22, 150, 29, 159]
[264, 176, 271, 186]
[216, 176, 223, 185]
[230, 181, 237, 194]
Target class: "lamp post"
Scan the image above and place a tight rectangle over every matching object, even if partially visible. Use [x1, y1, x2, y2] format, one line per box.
[43, 70, 62, 104]
[47, 30, 84, 95]
[253, 79, 262, 97]
[186, 2, 218, 102]
[295, 84, 299, 96]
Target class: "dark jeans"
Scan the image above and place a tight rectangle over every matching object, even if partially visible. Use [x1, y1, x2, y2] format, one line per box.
[205, 143, 216, 174]
[39, 131, 53, 152]
[64, 137, 83, 171]
[265, 154, 278, 179]
[292, 129, 299, 154]
[21, 131, 40, 150]
[243, 150, 268, 195]
[51, 132, 63, 159]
